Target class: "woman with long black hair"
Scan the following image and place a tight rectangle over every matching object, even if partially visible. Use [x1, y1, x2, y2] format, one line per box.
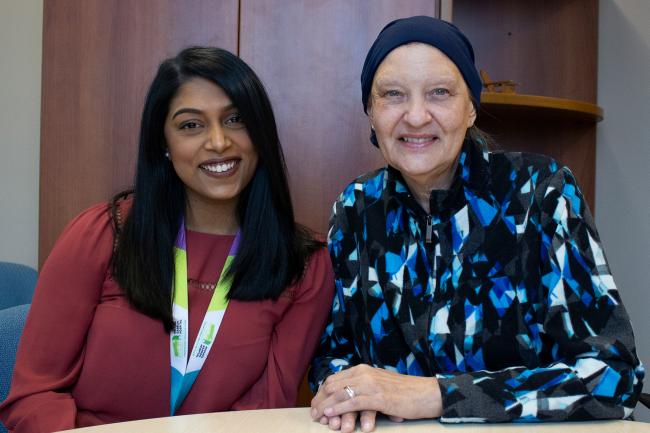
[0, 46, 333, 432]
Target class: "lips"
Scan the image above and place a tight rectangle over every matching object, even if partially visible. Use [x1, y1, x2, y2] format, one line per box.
[400, 136, 434, 143]
[199, 158, 240, 177]
[398, 134, 438, 146]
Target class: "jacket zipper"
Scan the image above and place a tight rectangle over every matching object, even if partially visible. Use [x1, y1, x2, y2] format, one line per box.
[426, 215, 433, 243]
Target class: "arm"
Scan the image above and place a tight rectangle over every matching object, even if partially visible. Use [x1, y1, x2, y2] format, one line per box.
[436, 167, 644, 422]
[311, 192, 441, 431]
[309, 196, 363, 391]
[0, 204, 113, 432]
[231, 247, 335, 409]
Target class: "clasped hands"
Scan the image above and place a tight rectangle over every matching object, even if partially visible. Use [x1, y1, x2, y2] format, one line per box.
[310, 364, 442, 432]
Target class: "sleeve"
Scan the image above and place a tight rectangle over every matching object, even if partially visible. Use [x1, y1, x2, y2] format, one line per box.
[309, 195, 363, 391]
[436, 167, 645, 423]
[231, 246, 335, 409]
[0, 203, 114, 433]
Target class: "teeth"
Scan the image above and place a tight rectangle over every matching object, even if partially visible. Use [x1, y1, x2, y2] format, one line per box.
[401, 137, 433, 143]
[202, 161, 236, 173]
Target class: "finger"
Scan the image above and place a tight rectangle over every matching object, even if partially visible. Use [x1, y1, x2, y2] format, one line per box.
[328, 415, 342, 431]
[311, 390, 328, 419]
[360, 410, 377, 432]
[324, 395, 380, 418]
[340, 412, 358, 433]
[315, 386, 359, 419]
[388, 415, 404, 422]
[312, 382, 334, 406]
[320, 415, 329, 425]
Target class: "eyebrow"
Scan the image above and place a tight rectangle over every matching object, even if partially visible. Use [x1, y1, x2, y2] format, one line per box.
[373, 78, 402, 88]
[171, 104, 236, 119]
[374, 76, 458, 88]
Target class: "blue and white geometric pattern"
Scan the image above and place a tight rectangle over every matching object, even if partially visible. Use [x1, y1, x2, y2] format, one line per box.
[310, 140, 644, 422]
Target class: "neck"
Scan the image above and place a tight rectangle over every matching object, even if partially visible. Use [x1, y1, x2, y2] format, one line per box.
[184, 193, 239, 235]
[401, 160, 458, 214]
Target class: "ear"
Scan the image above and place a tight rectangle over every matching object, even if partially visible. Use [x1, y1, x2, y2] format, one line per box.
[467, 102, 477, 128]
[367, 106, 375, 130]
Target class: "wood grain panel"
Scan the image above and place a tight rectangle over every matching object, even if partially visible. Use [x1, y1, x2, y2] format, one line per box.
[39, 0, 239, 266]
[239, 0, 439, 236]
[453, 0, 598, 102]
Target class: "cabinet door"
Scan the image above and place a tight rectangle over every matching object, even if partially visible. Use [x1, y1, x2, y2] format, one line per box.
[39, 0, 239, 265]
[240, 1, 438, 235]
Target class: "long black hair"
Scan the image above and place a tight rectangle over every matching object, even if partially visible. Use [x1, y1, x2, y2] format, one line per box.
[111, 47, 322, 332]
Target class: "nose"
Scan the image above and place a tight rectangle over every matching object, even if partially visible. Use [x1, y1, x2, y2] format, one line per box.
[205, 124, 231, 153]
[403, 96, 432, 127]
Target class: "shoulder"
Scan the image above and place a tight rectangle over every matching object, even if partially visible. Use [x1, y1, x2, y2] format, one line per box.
[334, 167, 388, 207]
[42, 201, 118, 279]
[61, 195, 135, 242]
[488, 150, 561, 179]
[486, 150, 567, 198]
[60, 201, 115, 239]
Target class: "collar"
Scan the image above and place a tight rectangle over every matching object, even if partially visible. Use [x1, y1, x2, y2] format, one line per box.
[386, 139, 492, 219]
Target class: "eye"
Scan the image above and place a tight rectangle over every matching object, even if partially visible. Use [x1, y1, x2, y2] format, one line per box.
[384, 90, 403, 98]
[179, 121, 202, 130]
[430, 88, 450, 97]
[225, 113, 242, 124]
[224, 112, 245, 129]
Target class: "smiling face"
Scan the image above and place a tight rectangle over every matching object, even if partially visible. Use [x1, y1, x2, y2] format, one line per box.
[368, 43, 476, 192]
[164, 77, 258, 214]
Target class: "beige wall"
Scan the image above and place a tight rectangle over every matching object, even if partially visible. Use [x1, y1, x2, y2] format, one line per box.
[597, 0, 650, 422]
[0, 0, 42, 270]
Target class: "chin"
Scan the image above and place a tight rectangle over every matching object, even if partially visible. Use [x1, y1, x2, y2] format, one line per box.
[201, 189, 241, 204]
[398, 162, 440, 176]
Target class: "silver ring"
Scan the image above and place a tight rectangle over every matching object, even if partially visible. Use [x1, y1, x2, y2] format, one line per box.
[344, 385, 355, 399]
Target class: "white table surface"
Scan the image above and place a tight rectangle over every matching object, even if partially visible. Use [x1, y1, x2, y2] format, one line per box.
[60, 407, 650, 433]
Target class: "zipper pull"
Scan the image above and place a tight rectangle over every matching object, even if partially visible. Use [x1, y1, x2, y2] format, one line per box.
[426, 215, 433, 243]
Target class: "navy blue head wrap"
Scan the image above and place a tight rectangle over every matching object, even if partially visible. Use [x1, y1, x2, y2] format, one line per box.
[361, 16, 481, 146]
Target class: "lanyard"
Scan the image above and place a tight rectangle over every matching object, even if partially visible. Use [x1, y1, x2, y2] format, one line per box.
[169, 220, 240, 415]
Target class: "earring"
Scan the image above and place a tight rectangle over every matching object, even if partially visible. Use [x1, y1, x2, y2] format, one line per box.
[164, 150, 170, 159]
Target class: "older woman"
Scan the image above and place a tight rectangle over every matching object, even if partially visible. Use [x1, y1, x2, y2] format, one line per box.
[0, 47, 333, 432]
[310, 16, 644, 432]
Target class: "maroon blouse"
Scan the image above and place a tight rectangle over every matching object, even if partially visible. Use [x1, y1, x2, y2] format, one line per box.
[0, 203, 334, 432]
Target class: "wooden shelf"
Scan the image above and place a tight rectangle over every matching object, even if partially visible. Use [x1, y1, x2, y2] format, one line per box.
[480, 92, 604, 123]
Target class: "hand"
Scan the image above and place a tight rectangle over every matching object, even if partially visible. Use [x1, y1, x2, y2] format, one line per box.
[314, 410, 378, 433]
[311, 365, 442, 428]
[314, 409, 402, 432]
